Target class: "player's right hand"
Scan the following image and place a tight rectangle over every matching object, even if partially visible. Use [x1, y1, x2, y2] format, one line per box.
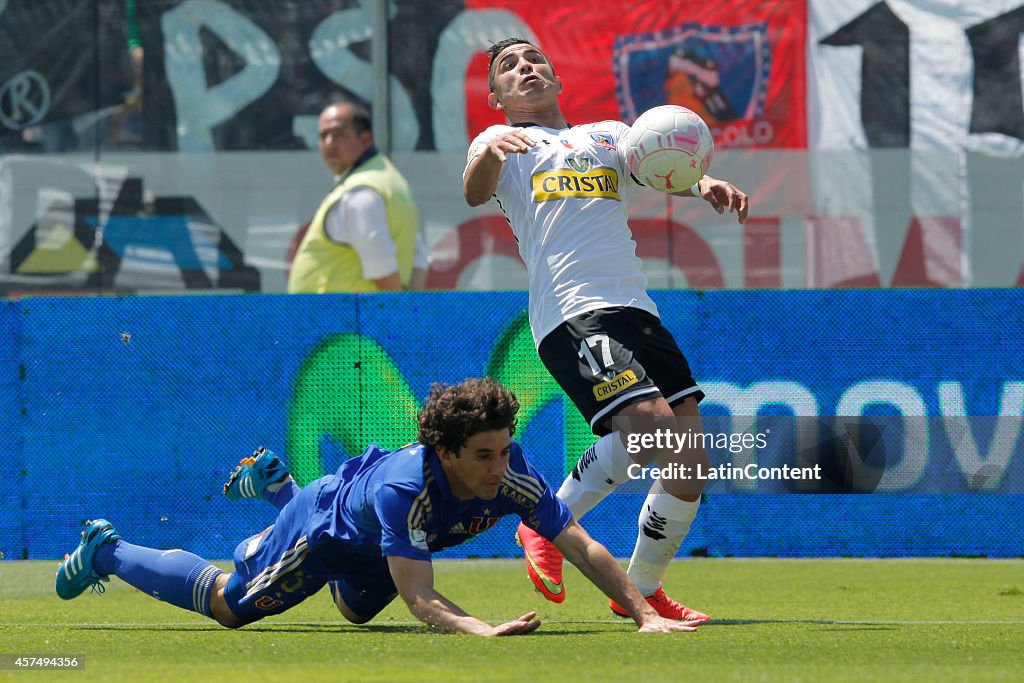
[637, 615, 702, 633]
[488, 610, 542, 636]
[485, 131, 535, 162]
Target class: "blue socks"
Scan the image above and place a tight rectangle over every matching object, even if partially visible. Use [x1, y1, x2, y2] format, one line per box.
[94, 541, 222, 618]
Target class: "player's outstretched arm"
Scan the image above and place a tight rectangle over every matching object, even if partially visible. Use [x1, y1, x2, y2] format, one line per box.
[553, 521, 702, 633]
[387, 555, 541, 636]
[463, 131, 535, 206]
[671, 175, 749, 224]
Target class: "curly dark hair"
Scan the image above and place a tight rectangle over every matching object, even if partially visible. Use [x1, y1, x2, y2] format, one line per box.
[486, 37, 549, 93]
[417, 378, 519, 454]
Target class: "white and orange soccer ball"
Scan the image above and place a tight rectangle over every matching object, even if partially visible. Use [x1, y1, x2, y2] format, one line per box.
[624, 105, 714, 194]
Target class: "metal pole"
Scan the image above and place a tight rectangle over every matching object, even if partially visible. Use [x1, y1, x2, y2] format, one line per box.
[371, 0, 390, 153]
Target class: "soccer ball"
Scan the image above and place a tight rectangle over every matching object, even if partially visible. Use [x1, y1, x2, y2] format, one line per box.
[624, 105, 714, 194]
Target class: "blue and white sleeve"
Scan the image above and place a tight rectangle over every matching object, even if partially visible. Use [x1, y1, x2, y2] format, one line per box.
[512, 450, 574, 542]
[374, 483, 432, 562]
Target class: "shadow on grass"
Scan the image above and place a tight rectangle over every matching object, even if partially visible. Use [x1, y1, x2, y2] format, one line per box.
[70, 618, 902, 634]
[71, 623, 347, 634]
[71, 625, 229, 632]
[350, 624, 606, 636]
[70, 622, 607, 635]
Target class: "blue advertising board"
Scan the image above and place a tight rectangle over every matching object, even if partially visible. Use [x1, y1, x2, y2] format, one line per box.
[0, 290, 1021, 561]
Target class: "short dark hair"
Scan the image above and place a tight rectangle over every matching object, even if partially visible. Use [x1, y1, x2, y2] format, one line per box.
[348, 102, 372, 135]
[486, 37, 536, 92]
[417, 378, 519, 454]
[325, 100, 372, 135]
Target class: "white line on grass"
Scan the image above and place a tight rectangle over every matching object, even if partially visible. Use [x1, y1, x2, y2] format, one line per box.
[6, 619, 1024, 628]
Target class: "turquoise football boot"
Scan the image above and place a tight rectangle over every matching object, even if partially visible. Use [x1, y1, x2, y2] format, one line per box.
[55, 519, 121, 600]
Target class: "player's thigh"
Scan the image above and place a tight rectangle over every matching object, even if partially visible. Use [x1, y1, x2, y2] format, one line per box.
[222, 486, 329, 623]
[538, 308, 662, 435]
[633, 311, 705, 408]
[636, 320, 711, 494]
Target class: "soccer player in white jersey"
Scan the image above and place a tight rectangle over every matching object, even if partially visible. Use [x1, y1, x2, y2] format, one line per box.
[463, 38, 749, 621]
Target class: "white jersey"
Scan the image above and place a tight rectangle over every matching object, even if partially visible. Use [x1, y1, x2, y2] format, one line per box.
[465, 121, 659, 347]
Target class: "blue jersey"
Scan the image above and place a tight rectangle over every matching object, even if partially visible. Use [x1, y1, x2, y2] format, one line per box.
[300, 441, 573, 564]
[224, 440, 573, 623]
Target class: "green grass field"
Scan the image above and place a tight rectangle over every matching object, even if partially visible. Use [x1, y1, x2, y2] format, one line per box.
[2, 558, 1022, 682]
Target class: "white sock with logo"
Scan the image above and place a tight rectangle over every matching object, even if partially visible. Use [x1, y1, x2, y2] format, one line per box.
[626, 479, 700, 597]
[556, 433, 634, 521]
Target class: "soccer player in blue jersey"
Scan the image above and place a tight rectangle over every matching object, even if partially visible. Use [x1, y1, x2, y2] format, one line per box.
[56, 378, 701, 635]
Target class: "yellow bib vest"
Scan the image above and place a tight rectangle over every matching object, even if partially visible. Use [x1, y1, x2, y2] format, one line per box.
[288, 153, 418, 293]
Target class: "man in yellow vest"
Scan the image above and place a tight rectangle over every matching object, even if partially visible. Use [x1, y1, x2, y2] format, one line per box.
[288, 101, 426, 293]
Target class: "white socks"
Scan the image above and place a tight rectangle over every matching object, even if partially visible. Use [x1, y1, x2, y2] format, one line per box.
[626, 479, 700, 597]
[556, 433, 634, 520]
[557, 434, 701, 597]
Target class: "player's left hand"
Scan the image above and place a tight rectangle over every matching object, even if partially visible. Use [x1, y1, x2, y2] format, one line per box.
[695, 176, 748, 224]
[637, 615, 702, 633]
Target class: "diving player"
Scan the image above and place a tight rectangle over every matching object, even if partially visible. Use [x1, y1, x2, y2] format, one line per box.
[56, 378, 702, 635]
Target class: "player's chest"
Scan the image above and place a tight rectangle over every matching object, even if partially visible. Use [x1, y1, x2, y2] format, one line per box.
[422, 504, 508, 549]
[524, 129, 621, 173]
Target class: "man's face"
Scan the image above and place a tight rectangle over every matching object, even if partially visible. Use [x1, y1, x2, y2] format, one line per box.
[318, 104, 371, 176]
[489, 43, 561, 108]
[438, 429, 511, 501]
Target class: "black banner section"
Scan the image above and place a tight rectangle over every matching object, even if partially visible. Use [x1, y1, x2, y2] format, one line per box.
[966, 5, 1024, 139]
[0, 0, 130, 150]
[136, 0, 347, 151]
[135, 0, 464, 151]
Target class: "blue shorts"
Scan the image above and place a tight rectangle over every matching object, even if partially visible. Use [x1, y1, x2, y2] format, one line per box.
[223, 480, 399, 624]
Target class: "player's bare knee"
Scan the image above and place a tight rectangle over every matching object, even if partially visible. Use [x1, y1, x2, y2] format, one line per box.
[210, 575, 247, 629]
[337, 604, 372, 624]
[213, 610, 246, 629]
[210, 603, 247, 629]
[339, 609, 372, 625]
